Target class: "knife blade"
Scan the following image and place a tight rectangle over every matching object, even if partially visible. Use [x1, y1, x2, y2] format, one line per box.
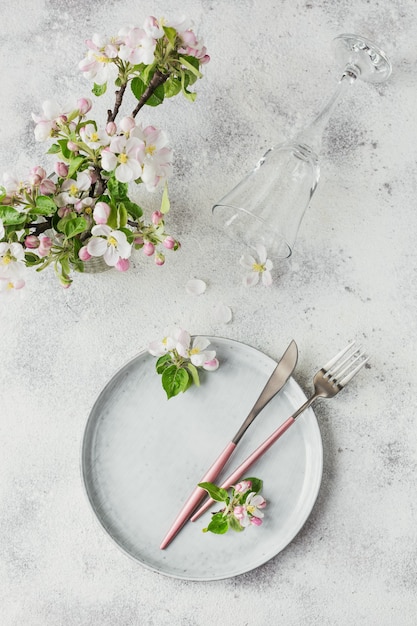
[159, 339, 298, 549]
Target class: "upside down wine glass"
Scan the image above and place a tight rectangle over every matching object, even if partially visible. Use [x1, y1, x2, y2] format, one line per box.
[212, 34, 392, 260]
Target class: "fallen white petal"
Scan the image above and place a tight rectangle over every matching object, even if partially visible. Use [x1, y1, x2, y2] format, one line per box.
[185, 278, 207, 295]
[214, 302, 233, 324]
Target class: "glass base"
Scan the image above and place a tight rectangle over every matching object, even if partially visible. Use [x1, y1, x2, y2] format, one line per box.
[212, 203, 292, 259]
[332, 34, 392, 83]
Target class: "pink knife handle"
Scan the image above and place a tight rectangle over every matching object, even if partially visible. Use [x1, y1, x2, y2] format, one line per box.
[191, 416, 295, 522]
[159, 440, 237, 549]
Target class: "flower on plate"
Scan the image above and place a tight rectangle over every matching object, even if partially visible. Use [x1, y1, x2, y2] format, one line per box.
[234, 492, 266, 528]
[148, 326, 191, 357]
[239, 244, 273, 287]
[86, 224, 132, 266]
[178, 336, 219, 370]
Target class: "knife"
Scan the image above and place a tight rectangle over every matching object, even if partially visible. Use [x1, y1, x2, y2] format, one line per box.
[159, 339, 298, 549]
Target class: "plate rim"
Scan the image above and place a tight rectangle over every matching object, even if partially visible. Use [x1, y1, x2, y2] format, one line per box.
[80, 336, 323, 581]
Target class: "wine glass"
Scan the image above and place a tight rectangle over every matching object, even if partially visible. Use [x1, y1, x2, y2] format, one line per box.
[212, 34, 392, 261]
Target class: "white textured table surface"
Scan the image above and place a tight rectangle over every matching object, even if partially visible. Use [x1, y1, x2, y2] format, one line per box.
[1, 1, 416, 624]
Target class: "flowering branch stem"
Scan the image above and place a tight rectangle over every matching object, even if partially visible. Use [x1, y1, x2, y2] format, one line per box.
[107, 82, 127, 123]
[131, 70, 170, 118]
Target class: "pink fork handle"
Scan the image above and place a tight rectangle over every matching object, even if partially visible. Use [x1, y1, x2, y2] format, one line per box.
[159, 440, 237, 549]
[191, 416, 295, 522]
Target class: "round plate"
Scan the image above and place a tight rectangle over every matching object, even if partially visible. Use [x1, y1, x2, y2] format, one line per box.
[81, 337, 323, 581]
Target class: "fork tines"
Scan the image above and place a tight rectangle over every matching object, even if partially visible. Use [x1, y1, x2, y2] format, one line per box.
[324, 341, 369, 387]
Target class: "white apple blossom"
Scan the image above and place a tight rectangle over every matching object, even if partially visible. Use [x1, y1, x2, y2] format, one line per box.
[118, 26, 156, 65]
[234, 492, 266, 528]
[55, 171, 92, 207]
[86, 224, 131, 266]
[0, 242, 25, 279]
[78, 34, 119, 85]
[239, 244, 273, 287]
[101, 135, 144, 183]
[132, 125, 172, 191]
[148, 326, 191, 357]
[177, 336, 217, 368]
[0, 275, 25, 294]
[31, 100, 70, 141]
[79, 123, 111, 149]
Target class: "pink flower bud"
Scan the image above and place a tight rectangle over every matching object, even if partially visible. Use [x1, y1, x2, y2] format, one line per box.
[155, 252, 165, 266]
[29, 166, 47, 186]
[77, 97, 92, 115]
[25, 235, 40, 249]
[54, 162, 69, 177]
[134, 236, 144, 245]
[203, 358, 219, 372]
[67, 141, 78, 152]
[38, 236, 53, 257]
[58, 206, 71, 218]
[233, 506, 245, 520]
[39, 179, 56, 195]
[93, 201, 111, 225]
[163, 236, 175, 250]
[106, 121, 117, 136]
[250, 516, 263, 526]
[115, 257, 130, 272]
[78, 245, 91, 261]
[143, 242, 155, 256]
[234, 480, 252, 494]
[151, 210, 163, 225]
[120, 116, 136, 132]
[56, 115, 68, 126]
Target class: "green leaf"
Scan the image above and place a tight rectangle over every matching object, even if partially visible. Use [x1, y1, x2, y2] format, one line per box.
[163, 76, 182, 98]
[160, 182, 170, 214]
[47, 143, 61, 154]
[92, 82, 107, 96]
[180, 71, 197, 102]
[156, 353, 173, 374]
[198, 482, 229, 503]
[107, 177, 128, 200]
[24, 252, 44, 267]
[34, 195, 57, 216]
[163, 26, 177, 47]
[107, 202, 127, 230]
[122, 199, 143, 219]
[57, 139, 72, 159]
[0, 185, 6, 201]
[0, 206, 26, 226]
[131, 77, 165, 107]
[179, 55, 202, 78]
[141, 63, 156, 85]
[161, 365, 190, 399]
[204, 513, 229, 535]
[57, 215, 87, 239]
[228, 515, 244, 532]
[67, 156, 85, 179]
[187, 363, 200, 387]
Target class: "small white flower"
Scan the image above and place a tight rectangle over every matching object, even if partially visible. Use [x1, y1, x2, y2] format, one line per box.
[148, 327, 191, 357]
[239, 244, 273, 287]
[178, 336, 216, 367]
[56, 171, 92, 206]
[87, 224, 131, 266]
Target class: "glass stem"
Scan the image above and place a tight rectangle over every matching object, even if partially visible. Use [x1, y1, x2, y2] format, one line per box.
[294, 68, 358, 155]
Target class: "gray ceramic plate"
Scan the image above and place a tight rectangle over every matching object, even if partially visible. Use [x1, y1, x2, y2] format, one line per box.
[81, 337, 323, 581]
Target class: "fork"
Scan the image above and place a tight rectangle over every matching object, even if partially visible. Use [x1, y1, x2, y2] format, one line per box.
[191, 341, 369, 522]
